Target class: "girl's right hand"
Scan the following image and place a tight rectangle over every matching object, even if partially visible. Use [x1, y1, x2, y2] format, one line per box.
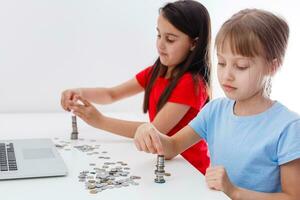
[61, 89, 82, 112]
[134, 123, 164, 155]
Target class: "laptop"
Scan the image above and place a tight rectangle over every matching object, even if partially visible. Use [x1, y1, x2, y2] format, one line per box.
[0, 138, 68, 180]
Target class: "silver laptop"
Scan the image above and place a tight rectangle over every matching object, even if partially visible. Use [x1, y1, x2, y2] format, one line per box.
[0, 138, 68, 180]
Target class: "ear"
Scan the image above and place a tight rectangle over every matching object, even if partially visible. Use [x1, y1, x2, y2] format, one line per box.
[190, 37, 198, 51]
[269, 58, 279, 76]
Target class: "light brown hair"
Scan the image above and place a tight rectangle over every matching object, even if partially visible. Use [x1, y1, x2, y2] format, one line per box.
[215, 9, 289, 66]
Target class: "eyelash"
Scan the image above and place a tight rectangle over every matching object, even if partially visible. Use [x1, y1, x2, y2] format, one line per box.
[218, 62, 249, 70]
[157, 35, 175, 43]
[166, 38, 174, 43]
[236, 66, 248, 70]
[218, 63, 225, 67]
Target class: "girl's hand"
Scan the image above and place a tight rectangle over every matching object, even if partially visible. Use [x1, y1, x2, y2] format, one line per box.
[69, 95, 103, 129]
[205, 166, 237, 197]
[61, 89, 82, 111]
[134, 123, 164, 155]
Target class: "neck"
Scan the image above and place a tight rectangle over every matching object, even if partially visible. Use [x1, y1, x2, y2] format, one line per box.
[234, 91, 274, 116]
[165, 66, 175, 79]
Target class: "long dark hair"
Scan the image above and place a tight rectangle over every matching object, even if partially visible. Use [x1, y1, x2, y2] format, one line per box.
[143, 0, 211, 113]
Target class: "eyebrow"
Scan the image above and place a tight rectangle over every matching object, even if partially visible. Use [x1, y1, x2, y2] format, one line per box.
[217, 53, 251, 60]
[156, 28, 179, 38]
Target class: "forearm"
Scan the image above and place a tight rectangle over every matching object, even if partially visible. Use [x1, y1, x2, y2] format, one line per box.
[96, 115, 144, 138]
[80, 88, 114, 104]
[163, 126, 200, 160]
[232, 187, 294, 200]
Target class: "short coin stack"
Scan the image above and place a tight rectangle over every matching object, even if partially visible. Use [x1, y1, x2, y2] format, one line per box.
[154, 155, 165, 183]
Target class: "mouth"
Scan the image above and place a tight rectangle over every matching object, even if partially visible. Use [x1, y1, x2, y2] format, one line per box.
[159, 51, 168, 57]
[222, 84, 237, 92]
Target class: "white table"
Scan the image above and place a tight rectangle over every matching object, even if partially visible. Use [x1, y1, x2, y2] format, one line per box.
[0, 113, 229, 200]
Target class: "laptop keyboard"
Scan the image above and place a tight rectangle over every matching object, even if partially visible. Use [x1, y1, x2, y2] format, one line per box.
[0, 143, 18, 171]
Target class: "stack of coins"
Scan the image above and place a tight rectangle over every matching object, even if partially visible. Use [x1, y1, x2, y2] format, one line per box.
[154, 155, 165, 183]
[71, 115, 79, 140]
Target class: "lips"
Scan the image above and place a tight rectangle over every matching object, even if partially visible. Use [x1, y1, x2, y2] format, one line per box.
[222, 84, 237, 92]
[159, 51, 168, 57]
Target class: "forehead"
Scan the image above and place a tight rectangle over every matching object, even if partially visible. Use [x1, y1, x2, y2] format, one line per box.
[156, 14, 185, 37]
[215, 24, 265, 60]
[217, 40, 251, 60]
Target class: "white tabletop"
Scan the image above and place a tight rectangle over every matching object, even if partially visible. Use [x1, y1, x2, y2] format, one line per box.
[0, 113, 229, 200]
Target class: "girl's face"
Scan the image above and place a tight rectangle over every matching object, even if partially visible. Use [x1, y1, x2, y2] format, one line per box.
[156, 14, 194, 68]
[217, 40, 271, 101]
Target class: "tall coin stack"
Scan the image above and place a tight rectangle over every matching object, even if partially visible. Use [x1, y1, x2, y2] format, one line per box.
[154, 155, 165, 183]
[71, 115, 79, 140]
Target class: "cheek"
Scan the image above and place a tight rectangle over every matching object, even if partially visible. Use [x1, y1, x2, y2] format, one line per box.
[217, 68, 223, 82]
[171, 45, 189, 60]
[156, 39, 160, 51]
[241, 74, 263, 94]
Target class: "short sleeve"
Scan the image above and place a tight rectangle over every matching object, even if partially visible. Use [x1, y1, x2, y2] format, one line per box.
[188, 101, 212, 141]
[168, 74, 207, 110]
[135, 66, 153, 88]
[277, 120, 300, 165]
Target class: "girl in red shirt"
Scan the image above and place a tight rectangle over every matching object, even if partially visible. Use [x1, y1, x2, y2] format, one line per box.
[61, 0, 211, 174]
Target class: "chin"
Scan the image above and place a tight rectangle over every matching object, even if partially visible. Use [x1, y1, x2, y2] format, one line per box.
[159, 58, 166, 65]
[224, 92, 239, 101]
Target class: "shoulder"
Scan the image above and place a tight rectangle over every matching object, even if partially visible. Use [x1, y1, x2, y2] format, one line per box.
[205, 97, 232, 110]
[273, 102, 300, 126]
[136, 65, 154, 76]
[197, 97, 231, 119]
[135, 65, 154, 88]
[175, 73, 207, 94]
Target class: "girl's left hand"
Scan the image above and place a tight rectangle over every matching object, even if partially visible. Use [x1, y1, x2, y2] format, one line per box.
[205, 166, 237, 197]
[68, 95, 103, 129]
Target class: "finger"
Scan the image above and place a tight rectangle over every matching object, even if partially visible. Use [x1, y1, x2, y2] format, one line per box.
[144, 134, 156, 154]
[205, 166, 218, 175]
[149, 125, 164, 155]
[74, 95, 91, 106]
[71, 105, 87, 118]
[207, 181, 218, 190]
[73, 111, 85, 120]
[137, 135, 149, 153]
[61, 92, 71, 111]
[134, 138, 142, 151]
[205, 170, 218, 181]
[69, 105, 84, 114]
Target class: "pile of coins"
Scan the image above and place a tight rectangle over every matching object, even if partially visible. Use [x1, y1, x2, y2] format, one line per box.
[73, 144, 99, 153]
[54, 138, 100, 154]
[54, 137, 141, 194]
[78, 162, 141, 194]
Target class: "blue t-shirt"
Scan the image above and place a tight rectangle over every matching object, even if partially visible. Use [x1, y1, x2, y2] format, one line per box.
[189, 98, 300, 192]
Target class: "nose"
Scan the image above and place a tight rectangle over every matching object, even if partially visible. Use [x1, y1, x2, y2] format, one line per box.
[223, 65, 234, 81]
[157, 38, 166, 51]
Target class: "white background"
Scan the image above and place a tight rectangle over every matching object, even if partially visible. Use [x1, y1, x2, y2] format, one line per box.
[0, 0, 299, 114]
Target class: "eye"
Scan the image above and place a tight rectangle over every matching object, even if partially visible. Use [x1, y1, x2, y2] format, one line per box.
[217, 62, 226, 67]
[236, 65, 249, 70]
[166, 37, 175, 43]
[157, 34, 161, 39]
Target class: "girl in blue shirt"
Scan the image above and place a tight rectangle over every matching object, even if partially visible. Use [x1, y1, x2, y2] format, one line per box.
[134, 9, 300, 199]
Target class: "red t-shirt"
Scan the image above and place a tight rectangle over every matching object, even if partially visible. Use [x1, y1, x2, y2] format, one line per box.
[136, 66, 210, 174]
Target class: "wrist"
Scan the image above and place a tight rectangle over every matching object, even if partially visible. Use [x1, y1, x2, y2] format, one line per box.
[230, 186, 241, 200]
[95, 114, 105, 129]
